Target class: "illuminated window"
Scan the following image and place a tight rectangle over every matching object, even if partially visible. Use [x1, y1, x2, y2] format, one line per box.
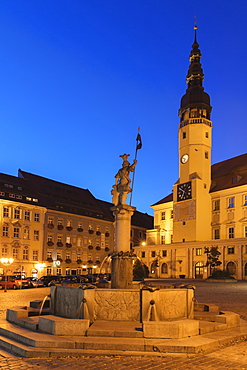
[34, 230, 39, 241]
[66, 236, 71, 244]
[34, 213, 40, 222]
[77, 237, 82, 247]
[214, 229, 220, 240]
[212, 200, 220, 211]
[32, 198, 38, 202]
[2, 226, 9, 237]
[3, 207, 9, 217]
[26, 197, 32, 201]
[23, 228, 30, 240]
[228, 228, 235, 239]
[161, 235, 165, 244]
[196, 248, 202, 256]
[227, 197, 235, 209]
[24, 211, 30, 221]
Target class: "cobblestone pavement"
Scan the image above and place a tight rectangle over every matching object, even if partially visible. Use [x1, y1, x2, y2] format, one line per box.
[1, 280, 247, 369]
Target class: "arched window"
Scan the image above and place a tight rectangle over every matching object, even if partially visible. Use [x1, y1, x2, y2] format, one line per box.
[161, 263, 168, 274]
[226, 261, 236, 276]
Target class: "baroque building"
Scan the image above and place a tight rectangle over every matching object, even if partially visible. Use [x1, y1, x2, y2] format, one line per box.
[0, 170, 153, 277]
[135, 27, 247, 280]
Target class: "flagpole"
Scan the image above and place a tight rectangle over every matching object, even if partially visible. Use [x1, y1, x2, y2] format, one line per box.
[129, 128, 142, 206]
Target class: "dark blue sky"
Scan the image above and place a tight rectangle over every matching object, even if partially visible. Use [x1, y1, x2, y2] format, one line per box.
[0, 1, 246, 214]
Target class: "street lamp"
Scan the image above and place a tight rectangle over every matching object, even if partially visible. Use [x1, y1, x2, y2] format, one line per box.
[0, 258, 14, 292]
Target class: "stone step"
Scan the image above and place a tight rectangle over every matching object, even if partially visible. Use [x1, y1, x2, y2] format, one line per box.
[199, 320, 228, 334]
[86, 320, 143, 338]
[194, 312, 217, 322]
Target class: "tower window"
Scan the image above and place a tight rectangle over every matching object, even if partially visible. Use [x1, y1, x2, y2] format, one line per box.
[183, 132, 186, 139]
[205, 132, 209, 138]
[205, 151, 209, 159]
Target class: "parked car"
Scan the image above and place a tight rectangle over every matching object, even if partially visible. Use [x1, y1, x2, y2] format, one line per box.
[0, 275, 29, 290]
[26, 277, 44, 288]
[39, 275, 61, 287]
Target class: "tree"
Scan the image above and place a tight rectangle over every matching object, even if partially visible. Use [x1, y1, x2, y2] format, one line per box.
[204, 246, 222, 271]
[133, 259, 149, 280]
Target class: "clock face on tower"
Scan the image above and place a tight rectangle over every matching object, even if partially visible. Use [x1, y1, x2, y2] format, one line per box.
[177, 181, 192, 201]
[181, 154, 189, 163]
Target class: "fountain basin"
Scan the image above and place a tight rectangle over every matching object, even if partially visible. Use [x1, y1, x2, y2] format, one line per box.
[50, 286, 194, 323]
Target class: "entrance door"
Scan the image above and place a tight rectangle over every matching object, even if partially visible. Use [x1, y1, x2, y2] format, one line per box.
[195, 262, 204, 279]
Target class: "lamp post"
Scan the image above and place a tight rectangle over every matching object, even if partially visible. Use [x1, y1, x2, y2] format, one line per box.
[0, 258, 14, 292]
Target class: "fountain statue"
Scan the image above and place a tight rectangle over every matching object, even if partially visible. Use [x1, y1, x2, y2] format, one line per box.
[110, 154, 137, 289]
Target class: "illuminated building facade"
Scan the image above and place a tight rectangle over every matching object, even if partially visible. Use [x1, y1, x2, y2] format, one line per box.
[135, 28, 247, 280]
[0, 170, 153, 277]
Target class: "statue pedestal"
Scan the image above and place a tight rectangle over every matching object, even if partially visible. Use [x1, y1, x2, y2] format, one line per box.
[110, 204, 136, 289]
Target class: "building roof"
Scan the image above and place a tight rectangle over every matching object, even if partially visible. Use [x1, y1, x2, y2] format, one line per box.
[210, 153, 247, 192]
[152, 153, 247, 205]
[14, 169, 153, 227]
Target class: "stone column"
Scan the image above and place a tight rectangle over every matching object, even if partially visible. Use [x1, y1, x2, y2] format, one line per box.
[110, 204, 136, 289]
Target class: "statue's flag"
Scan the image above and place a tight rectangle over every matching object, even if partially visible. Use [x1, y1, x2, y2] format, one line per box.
[136, 130, 142, 150]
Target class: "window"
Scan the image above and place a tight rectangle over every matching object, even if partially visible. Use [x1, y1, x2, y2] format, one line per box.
[161, 235, 165, 244]
[162, 250, 167, 257]
[57, 268, 62, 275]
[48, 234, 53, 242]
[23, 249, 29, 260]
[13, 227, 19, 238]
[3, 207, 9, 217]
[47, 251, 52, 259]
[67, 220, 72, 227]
[66, 252, 71, 260]
[205, 132, 209, 138]
[214, 229, 220, 240]
[0, 191, 5, 196]
[196, 248, 202, 256]
[2, 247, 7, 256]
[227, 246, 235, 255]
[33, 251, 38, 261]
[213, 200, 220, 211]
[16, 195, 22, 200]
[32, 198, 38, 202]
[205, 151, 209, 159]
[47, 268, 52, 275]
[57, 251, 62, 260]
[228, 227, 235, 239]
[141, 251, 145, 258]
[2, 226, 9, 237]
[14, 209, 20, 219]
[23, 228, 30, 240]
[171, 235, 173, 243]
[161, 212, 166, 220]
[48, 217, 53, 224]
[12, 248, 18, 259]
[26, 197, 32, 201]
[151, 251, 156, 257]
[182, 132, 186, 139]
[78, 222, 83, 228]
[77, 237, 82, 247]
[24, 211, 30, 220]
[244, 195, 247, 206]
[57, 236, 62, 243]
[34, 230, 39, 241]
[170, 210, 173, 219]
[9, 193, 15, 198]
[66, 236, 71, 244]
[161, 263, 168, 274]
[34, 213, 40, 222]
[244, 226, 247, 238]
[227, 197, 235, 209]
